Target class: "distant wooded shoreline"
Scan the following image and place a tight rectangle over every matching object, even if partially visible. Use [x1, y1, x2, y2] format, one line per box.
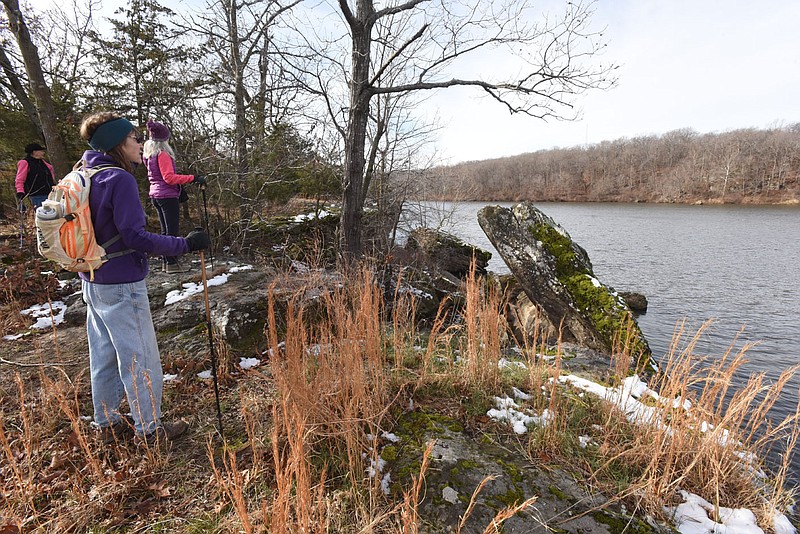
[421, 126, 800, 205]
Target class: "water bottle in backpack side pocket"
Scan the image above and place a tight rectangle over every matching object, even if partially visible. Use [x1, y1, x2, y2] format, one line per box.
[35, 200, 62, 220]
[36, 205, 59, 220]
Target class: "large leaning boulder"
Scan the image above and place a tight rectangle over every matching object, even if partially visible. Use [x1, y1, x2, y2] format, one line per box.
[478, 203, 651, 367]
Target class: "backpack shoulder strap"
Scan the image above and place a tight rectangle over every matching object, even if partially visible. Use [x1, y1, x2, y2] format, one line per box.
[99, 234, 134, 261]
[85, 163, 123, 178]
[81, 162, 135, 261]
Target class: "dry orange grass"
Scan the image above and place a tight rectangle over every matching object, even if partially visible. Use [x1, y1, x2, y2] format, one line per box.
[1, 260, 796, 532]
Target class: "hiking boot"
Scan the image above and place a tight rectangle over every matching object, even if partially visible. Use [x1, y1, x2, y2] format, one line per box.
[165, 262, 190, 274]
[95, 415, 135, 445]
[135, 420, 189, 448]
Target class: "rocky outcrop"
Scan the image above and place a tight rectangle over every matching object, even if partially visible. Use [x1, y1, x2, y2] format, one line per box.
[478, 203, 651, 366]
[404, 227, 492, 277]
[387, 409, 675, 533]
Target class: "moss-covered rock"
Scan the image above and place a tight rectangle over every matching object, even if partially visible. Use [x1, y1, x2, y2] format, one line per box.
[385, 407, 675, 533]
[478, 202, 652, 371]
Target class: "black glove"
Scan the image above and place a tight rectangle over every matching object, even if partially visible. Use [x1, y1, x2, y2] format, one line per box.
[16, 192, 25, 200]
[192, 175, 206, 186]
[185, 228, 210, 251]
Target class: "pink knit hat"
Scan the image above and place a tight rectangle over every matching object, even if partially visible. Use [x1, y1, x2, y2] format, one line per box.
[146, 119, 170, 142]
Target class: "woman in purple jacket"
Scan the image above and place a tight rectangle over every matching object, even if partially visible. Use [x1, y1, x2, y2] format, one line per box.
[79, 111, 210, 446]
[143, 119, 205, 273]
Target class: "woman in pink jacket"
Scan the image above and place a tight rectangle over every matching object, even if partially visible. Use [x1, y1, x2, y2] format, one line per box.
[15, 142, 55, 210]
[143, 120, 205, 273]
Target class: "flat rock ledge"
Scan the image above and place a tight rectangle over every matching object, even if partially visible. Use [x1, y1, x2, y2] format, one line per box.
[387, 409, 676, 533]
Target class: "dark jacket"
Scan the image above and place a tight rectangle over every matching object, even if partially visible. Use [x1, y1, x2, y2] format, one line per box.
[16, 156, 54, 196]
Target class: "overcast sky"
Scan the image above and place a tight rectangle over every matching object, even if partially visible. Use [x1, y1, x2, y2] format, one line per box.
[427, 0, 800, 164]
[30, 0, 800, 165]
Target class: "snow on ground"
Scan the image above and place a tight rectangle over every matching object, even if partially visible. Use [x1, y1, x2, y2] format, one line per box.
[239, 357, 260, 370]
[363, 431, 395, 495]
[485, 361, 796, 534]
[667, 491, 796, 534]
[293, 210, 331, 222]
[2, 263, 254, 339]
[163, 262, 253, 305]
[2, 301, 68, 339]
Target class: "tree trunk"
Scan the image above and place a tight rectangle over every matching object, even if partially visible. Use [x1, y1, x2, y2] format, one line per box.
[0, 44, 43, 137]
[227, 0, 252, 223]
[2, 0, 69, 178]
[340, 0, 374, 259]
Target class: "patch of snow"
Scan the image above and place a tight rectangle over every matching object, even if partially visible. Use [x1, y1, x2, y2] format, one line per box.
[499, 358, 527, 370]
[239, 357, 261, 370]
[3, 332, 27, 341]
[164, 273, 231, 305]
[397, 284, 433, 300]
[666, 490, 794, 534]
[512, 387, 531, 401]
[293, 210, 331, 222]
[197, 370, 213, 380]
[382, 431, 401, 443]
[21, 301, 67, 329]
[487, 396, 551, 434]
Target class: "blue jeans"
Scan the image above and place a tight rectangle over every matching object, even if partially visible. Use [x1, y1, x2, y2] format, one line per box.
[151, 197, 181, 266]
[29, 194, 48, 208]
[83, 280, 163, 435]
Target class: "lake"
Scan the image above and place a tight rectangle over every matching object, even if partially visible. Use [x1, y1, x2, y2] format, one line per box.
[409, 201, 800, 482]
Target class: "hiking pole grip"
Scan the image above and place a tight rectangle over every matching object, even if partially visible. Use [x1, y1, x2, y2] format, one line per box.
[199, 249, 224, 440]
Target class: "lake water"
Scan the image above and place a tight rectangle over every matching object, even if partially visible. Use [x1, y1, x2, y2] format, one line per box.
[414, 201, 800, 482]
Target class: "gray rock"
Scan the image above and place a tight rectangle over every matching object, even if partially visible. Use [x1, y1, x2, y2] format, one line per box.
[619, 291, 648, 313]
[388, 409, 676, 533]
[478, 203, 651, 367]
[405, 227, 492, 277]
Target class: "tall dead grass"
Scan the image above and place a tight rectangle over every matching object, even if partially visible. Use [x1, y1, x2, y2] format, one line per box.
[576, 319, 799, 527]
[2, 261, 796, 532]
[0, 365, 174, 532]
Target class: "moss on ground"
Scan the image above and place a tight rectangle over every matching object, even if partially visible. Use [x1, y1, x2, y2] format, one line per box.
[593, 511, 657, 533]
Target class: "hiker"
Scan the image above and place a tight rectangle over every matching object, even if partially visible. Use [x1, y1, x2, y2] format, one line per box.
[143, 119, 206, 274]
[15, 142, 55, 210]
[79, 111, 210, 446]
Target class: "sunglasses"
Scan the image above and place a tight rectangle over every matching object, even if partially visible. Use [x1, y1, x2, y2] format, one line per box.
[129, 133, 145, 143]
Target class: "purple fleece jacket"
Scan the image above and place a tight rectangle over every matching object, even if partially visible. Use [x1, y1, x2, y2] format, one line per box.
[79, 151, 189, 284]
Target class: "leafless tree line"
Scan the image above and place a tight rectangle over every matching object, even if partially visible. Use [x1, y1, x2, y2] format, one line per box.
[422, 126, 800, 204]
[2, 0, 616, 256]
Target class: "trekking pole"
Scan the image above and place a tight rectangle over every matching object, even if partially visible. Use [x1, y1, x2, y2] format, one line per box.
[199, 248, 224, 439]
[200, 186, 214, 271]
[18, 199, 25, 250]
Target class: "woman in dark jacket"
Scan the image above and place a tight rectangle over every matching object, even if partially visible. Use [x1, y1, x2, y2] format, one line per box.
[79, 111, 210, 446]
[15, 142, 55, 209]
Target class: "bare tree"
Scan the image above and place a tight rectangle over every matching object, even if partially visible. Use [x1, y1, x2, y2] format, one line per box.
[0, 41, 41, 134]
[293, 0, 615, 258]
[185, 0, 302, 221]
[2, 0, 69, 176]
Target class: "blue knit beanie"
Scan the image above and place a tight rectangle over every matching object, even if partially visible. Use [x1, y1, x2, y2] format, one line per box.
[88, 117, 134, 151]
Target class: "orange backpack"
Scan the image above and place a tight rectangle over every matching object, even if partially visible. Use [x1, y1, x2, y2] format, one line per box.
[35, 163, 132, 280]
